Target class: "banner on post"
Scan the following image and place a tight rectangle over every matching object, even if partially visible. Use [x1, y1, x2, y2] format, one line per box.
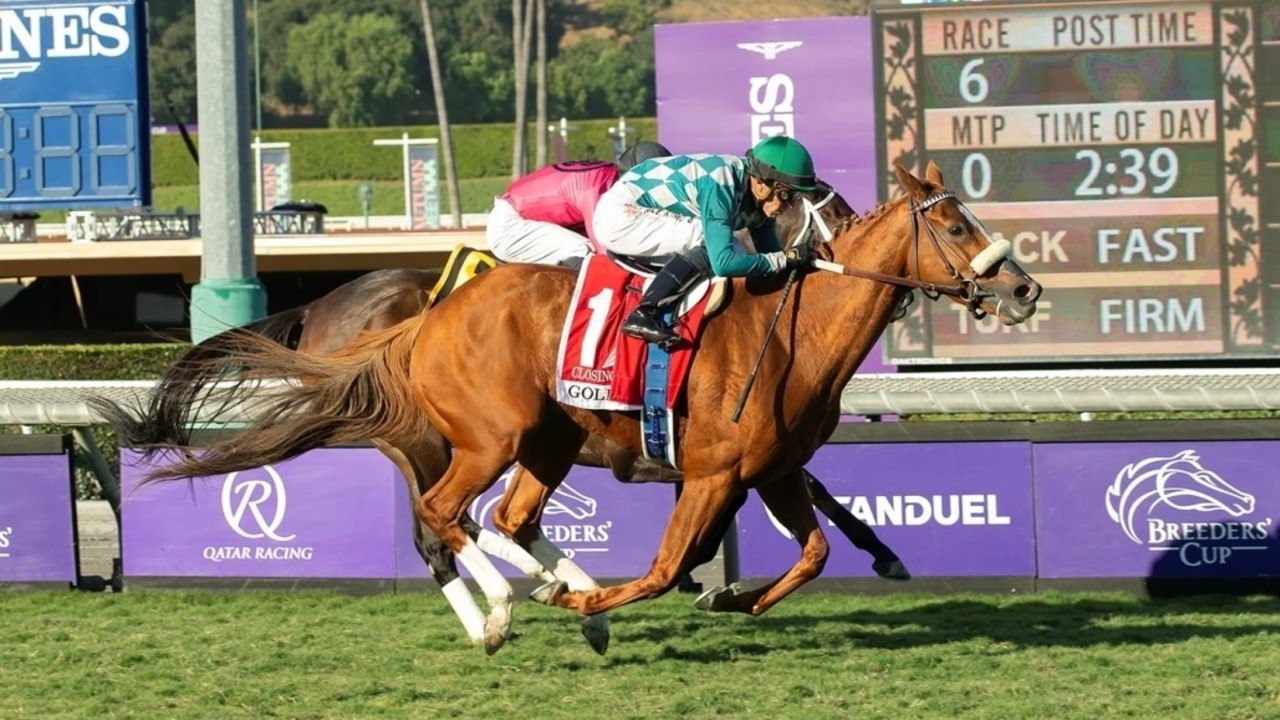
[409, 143, 441, 230]
[259, 146, 292, 209]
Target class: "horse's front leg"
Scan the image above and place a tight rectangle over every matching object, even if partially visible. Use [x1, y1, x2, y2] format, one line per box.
[696, 468, 829, 615]
[531, 472, 741, 616]
[804, 469, 910, 581]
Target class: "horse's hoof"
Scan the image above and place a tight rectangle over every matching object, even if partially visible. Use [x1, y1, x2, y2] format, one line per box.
[693, 583, 742, 612]
[530, 580, 568, 606]
[581, 615, 610, 655]
[873, 559, 911, 581]
[482, 607, 513, 655]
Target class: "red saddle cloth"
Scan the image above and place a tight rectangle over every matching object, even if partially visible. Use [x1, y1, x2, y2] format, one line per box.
[555, 254, 711, 411]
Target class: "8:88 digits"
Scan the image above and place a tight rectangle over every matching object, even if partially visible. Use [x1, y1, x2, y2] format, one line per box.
[1075, 147, 1179, 197]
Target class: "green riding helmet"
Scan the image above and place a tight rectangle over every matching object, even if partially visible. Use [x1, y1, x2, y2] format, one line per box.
[745, 135, 817, 191]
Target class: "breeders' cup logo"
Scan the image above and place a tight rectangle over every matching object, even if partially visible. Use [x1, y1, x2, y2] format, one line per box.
[0, 4, 132, 82]
[221, 466, 296, 542]
[1106, 450, 1270, 567]
[736, 40, 803, 60]
[473, 467, 610, 558]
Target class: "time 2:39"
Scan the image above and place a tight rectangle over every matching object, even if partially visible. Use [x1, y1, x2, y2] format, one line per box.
[1074, 147, 1179, 197]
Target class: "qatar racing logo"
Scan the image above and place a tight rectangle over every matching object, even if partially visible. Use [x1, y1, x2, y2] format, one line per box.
[1105, 450, 1255, 544]
[221, 466, 297, 542]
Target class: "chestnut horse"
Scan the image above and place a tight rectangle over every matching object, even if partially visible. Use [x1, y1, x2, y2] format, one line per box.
[123, 162, 1040, 654]
[103, 183, 907, 647]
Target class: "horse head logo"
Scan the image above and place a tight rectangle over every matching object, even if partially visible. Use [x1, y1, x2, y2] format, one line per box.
[1105, 450, 1254, 544]
[474, 467, 599, 526]
[736, 41, 803, 60]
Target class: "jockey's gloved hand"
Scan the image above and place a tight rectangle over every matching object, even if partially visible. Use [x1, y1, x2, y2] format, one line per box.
[783, 243, 815, 270]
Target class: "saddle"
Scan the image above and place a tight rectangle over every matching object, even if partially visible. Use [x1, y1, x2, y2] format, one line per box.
[605, 250, 731, 318]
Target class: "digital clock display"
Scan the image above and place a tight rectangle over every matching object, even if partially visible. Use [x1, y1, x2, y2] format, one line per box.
[872, 0, 1279, 364]
[0, 0, 150, 211]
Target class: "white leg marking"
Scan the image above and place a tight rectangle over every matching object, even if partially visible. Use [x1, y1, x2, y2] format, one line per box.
[529, 534, 601, 591]
[477, 528, 557, 582]
[456, 539, 515, 647]
[440, 577, 487, 646]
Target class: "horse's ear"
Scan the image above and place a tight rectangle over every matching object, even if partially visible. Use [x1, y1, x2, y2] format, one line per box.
[925, 161, 945, 187]
[893, 162, 927, 201]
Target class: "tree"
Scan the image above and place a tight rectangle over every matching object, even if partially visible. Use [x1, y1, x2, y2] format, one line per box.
[510, 0, 534, 177]
[535, 0, 548, 166]
[286, 12, 417, 127]
[419, 0, 463, 227]
[148, 13, 198, 125]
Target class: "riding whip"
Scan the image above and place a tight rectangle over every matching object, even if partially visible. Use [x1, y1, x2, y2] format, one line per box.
[731, 266, 799, 423]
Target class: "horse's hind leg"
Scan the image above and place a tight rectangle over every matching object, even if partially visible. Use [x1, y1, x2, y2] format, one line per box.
[804, 469, 910, 581]
[491, 420, 611, 652]
[697, 469, 828, 615]
[531, 471, 741, 617]
[418, 448, 522, 654]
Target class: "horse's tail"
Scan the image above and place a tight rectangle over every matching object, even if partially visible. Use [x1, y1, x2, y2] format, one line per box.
[113, 315, 428, 484]
[92, 306, 311, 447]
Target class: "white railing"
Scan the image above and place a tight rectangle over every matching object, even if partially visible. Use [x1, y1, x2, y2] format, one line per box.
[4, 369, 1280, 427]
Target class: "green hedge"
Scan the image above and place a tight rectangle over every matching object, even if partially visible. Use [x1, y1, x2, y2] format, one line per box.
[152, 118, 660, 187]
[0, 344, 189, 380]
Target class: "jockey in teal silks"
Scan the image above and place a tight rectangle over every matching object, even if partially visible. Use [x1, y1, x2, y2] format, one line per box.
[591, 135, 819, 346]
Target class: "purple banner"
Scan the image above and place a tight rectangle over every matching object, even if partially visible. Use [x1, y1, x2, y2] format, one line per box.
[654, 17, 893, 374]
[655, 17, 878, 210]
[737, 442, 1035, 577]
[121, 448, 400, 579]
[0, 453, 77, 584]
[1035, 442, 1280, 579]
[396, 466, 676, 580]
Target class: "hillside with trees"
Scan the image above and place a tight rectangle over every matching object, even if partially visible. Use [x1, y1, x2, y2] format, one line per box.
[148, 0, 869, 130]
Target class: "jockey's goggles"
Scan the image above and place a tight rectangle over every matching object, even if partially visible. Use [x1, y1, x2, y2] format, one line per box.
[767, 183, 797, 205]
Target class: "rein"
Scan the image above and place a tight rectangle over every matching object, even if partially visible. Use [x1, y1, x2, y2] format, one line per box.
[805, 190, 1012, 318]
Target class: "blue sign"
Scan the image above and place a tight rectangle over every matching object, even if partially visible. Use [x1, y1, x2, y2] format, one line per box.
[0, 1, 151, 210]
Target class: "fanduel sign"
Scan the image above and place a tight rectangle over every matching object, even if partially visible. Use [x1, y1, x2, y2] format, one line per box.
[1037, 442, 1280, 578]
[738, 442, 1035, 578]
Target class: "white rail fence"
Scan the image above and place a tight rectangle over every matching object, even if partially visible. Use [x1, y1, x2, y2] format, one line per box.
[4, 369, 1280, 427]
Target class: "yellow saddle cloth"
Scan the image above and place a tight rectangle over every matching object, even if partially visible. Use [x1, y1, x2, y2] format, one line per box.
[427, 244, 500, 309]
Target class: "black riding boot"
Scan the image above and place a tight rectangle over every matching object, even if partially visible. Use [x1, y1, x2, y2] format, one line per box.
[621, 253, 705, 346]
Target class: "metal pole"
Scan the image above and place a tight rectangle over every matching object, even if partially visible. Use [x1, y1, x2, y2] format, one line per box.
[253, 0, 262, 132]
[190, 0, 267, 343]
[401, 132, 413, 229]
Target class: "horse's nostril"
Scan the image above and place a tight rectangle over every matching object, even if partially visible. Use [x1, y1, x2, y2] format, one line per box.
[1015, 281, 1042, 303]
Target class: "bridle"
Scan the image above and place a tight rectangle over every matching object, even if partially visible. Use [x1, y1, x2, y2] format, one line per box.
[794, 189, 1013, 320]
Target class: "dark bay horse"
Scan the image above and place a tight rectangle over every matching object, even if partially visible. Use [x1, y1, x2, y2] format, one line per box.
[105, 185, 906, 648]
[122, 162, 1040, 654]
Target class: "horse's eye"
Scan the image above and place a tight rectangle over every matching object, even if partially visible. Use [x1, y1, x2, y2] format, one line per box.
[948, 224, 965, 236]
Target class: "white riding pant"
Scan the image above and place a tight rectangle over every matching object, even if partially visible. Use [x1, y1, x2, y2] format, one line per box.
[591, 183, 704, 258]
[486, 198, 592, 266]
